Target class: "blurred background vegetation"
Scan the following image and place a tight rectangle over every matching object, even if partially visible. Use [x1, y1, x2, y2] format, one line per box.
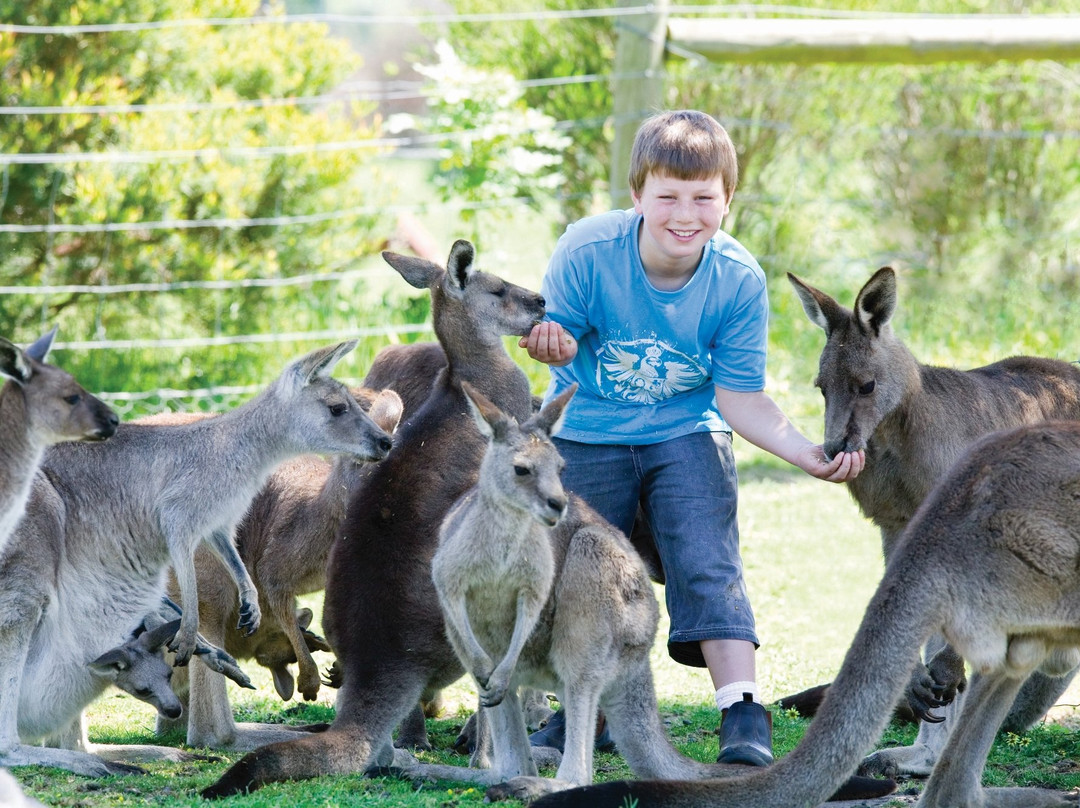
[2, 0, 1079, 434]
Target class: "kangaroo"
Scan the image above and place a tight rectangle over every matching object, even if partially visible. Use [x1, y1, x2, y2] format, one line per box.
[429, 382, 573, 779]
[44, 604, 250, 770]
[150, 388, 404, 751]
[201, 238, 549, 797]
[202, 243, 893, 803]
[0, 769, 43, 808]
[0, 326, 118, 556]
[47, 618, 191, 768]
[784, 266, 1080, 778]
[531, 420, 1080, 808]
[0, 341, 395, 777]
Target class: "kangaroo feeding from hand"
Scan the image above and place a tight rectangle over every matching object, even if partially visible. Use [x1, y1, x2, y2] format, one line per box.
[782, 266, 1080, 779]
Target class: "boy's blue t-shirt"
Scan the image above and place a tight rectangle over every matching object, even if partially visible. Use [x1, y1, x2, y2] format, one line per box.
[541, 209, 768, 445]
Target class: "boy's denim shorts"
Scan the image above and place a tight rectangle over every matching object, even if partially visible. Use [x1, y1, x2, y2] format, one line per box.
[553, 431, 757, 668]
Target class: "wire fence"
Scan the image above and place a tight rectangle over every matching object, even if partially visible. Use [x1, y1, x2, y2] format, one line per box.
[4, 3, 1080, 416]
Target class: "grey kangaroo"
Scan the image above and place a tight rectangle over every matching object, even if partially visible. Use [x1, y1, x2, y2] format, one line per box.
[42, 600, 251, 771]
[203, 242, 893, 805]
[530, 419, 1080, 808]
[784, 266, 1080, 778]
[0, 326, 117, 556]
[152, 387, 404, 751]
[429, 382, 573, 783]
[0, 341, 394, 777]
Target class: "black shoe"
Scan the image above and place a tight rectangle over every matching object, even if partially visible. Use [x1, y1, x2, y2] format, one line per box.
[716, 693, 773, 767]
[528, 708, 617, 753]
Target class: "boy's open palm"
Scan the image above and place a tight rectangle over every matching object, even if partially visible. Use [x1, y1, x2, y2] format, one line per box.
[798, 443, 865, 483]
[520, 321, 578, 367]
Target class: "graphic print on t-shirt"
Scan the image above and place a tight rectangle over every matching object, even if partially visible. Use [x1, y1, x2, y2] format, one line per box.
[596, 338, 708, 404]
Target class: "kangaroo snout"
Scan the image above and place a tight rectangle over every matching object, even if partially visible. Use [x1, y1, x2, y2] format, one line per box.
[161, 703, 183, 720]
[356, 432, 393, 462]
[542, 496, 567, 527]
[87, 409, 120, 440]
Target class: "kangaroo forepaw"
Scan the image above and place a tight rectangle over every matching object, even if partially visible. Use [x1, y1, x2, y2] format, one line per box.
[906, 664, 953, 722]
[479, 684, 508, 708]
[169, 636, 195, 667]
[321, 660, 343, 688]
[236, 600, 261, 636]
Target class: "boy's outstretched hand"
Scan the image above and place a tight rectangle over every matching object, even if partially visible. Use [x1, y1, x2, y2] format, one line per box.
[520, 321, 578, 367]
[797, 444, 865, 483]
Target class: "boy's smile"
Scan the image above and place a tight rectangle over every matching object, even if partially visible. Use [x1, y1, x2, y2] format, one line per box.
[632, 172, 731, 290]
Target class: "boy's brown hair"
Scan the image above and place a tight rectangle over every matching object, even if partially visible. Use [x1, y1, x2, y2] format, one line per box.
[628, 110, 738, 201]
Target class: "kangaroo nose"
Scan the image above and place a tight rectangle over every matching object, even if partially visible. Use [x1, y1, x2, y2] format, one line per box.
[548, 496, 566, 514]
[377, 436, 393, 455]
[164, 704, 182, 719]
[537, 295, 546, 308]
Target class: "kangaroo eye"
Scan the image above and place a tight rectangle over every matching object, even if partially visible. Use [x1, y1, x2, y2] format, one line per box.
[134, 687, 151, 698]
[514, 465, 530, 477]
[64, 394, 81, 405]
[329, 402, 347, 416]
[858, 380, 876, 396]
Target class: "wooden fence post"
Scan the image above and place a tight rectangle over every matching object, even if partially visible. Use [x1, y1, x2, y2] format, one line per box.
[609, 0, 670, 211]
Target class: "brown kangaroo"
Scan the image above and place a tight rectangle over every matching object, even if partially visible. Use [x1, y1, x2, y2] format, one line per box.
[785, 266, 1080, 778]
[529, 420, 1080, 808]
[202, 239, 546, 797]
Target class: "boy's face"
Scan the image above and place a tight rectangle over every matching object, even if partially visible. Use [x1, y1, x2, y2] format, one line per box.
[631, 172, 731, 276]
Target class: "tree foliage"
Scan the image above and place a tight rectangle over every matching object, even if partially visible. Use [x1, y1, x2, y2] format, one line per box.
[0, 0, 388, 396]
[442, 0, 1080, 359]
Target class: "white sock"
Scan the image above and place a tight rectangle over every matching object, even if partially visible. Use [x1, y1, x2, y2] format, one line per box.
[715, 682, 760, 712]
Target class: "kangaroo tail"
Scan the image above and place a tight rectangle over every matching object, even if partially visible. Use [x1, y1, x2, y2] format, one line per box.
[529, 772, 897, 808]
[539, 544, 943, 808]
[201, 729, 369, 799]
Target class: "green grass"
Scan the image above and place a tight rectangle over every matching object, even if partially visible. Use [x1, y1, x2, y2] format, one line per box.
[11, 473, 1080, 806]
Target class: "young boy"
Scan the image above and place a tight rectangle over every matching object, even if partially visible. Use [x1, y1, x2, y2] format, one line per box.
[519, 109, 864, 766]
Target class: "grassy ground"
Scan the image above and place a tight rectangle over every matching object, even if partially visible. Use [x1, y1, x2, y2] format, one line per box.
[11, 471, 1080, 806]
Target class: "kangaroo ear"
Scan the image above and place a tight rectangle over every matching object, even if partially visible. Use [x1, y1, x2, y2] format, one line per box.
[296, 607, 314, 630]
[382, 250, 444, 290]
[0, 339, 31, 385]
[460, 381, 511, 442]
[24, 326, 57, 363]
[445, 239, 476, 293]
[532, 383, 577, 437]
[368, 388, 404, 434]
[140, 618, 182, 652]
[89, 648, 132, 676]
[788, 273, 849, 335]
[271, 665, 296, 702]
[853, 267, 897, 337]
[294, 340, 357, 386]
